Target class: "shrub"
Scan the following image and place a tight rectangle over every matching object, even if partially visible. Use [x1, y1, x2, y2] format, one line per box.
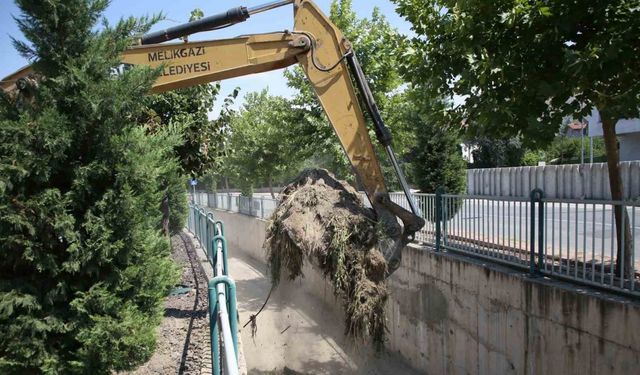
[0, 1, 178, 373]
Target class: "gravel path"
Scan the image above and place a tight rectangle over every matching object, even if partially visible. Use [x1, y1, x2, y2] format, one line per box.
[122, 232, 212, 375]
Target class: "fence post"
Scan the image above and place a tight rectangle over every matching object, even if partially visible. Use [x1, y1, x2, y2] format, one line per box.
[537, 190, 546, 272]
[208, 286, 220, 375]
[435, 187, 444, 251]
[206, 213, 215, 259]
[208, 276, 239, 375]
[194, 206, 199, 240]
[530, 188, 544, 276]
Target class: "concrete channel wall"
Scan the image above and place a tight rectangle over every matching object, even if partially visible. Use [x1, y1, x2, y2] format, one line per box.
[213, 209, 640, 375]
[466, 161, 640, 199]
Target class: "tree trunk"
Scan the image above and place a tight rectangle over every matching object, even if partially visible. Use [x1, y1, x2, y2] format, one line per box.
[224, 176, 230, 192]
[268, 176, 276, 199]
[161, 192, 170, 237]
[601, 116, 633, 280]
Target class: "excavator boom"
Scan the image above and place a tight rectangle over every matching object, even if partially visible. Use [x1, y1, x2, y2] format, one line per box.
[1, 0, 424, 274]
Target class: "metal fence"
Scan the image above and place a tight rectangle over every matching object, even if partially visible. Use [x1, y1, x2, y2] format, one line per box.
[195, 190, 639, 297]
[187, 205, 239, 375]
[387, 190, 639, 297]
[194, 192, 279, 220]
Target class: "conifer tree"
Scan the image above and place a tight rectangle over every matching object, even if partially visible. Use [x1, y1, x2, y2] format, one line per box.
[0, 0, 178, 373]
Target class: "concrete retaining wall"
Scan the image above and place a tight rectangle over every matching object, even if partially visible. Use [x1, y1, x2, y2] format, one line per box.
[387, 248, 640, 375]
[213, 209, 640, 375]
[466, 161, 640, 199]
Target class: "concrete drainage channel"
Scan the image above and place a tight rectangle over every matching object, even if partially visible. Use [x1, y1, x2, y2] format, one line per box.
[200, 207, 423, 375]
[212, 208, 640, 375]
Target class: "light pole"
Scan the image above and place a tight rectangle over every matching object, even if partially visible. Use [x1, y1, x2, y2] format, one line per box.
[190, 178, 198, 204]
[581, 123, 585, 165]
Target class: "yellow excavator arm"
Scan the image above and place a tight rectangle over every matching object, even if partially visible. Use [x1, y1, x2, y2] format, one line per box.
[1, 0, 424, 273]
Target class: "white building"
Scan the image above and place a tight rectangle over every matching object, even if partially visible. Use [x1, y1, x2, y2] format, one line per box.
[587, 109, 640, 161]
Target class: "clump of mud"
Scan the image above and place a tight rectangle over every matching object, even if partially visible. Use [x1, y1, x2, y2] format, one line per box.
[264, 169, 388, 347]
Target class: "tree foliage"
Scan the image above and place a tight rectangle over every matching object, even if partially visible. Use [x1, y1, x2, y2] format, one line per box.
[147, 82, 221, 177]
[145, 9, 225, 179]
[0, 0, 179, 372]
[224, 90, 307, 197]
[406, 93, 466, 194]
[393, 0, 640, 145]
[468, 136, 525, 168]
[393, 0, 639, 275]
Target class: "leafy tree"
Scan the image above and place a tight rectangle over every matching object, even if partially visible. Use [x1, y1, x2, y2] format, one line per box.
[146, 9, 241, 234]
[225, 90, 307, 198]
[406, 94, 466, 194]
[147, 82, 221, 176]
[0, 0, 178, 373]
[544, 135, 606, 165]
[197, 88, 240, 194]
[468, 136, 525, 168]
[522, 148, 548, 167]
[146, 57, 219, 235]
[394, 0, 639, 276]
[147, 8, 224, 178]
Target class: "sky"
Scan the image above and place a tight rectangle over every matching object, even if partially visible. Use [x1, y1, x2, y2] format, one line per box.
[0, 0, 414, 116]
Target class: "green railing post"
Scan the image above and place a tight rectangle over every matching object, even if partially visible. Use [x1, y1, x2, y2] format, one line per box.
[208, 276, 239, 375]
[435, 187, 444, 251]
[198, 207, 202, 239]
[537, 189, 546, 272]
[530, 188, 544, 276]
[194, 206, 199, 239]
[208, 286, 221, 375]
[212, 236, 229, 276]
[206, 213, 215, 258]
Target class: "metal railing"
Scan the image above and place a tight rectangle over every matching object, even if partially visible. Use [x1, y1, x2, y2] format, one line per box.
[195, 190, 639, 297]
[187, 204, 239, 375]
[540, 197, 638, 294]
[387, 190, 639, 297]
[195, 192, 280, 220]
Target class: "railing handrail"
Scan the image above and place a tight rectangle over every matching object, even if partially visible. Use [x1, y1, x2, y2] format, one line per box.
[187, 204, 239, 375]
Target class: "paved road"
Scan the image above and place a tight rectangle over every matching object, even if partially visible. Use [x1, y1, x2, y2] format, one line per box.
[398, 195, 640, 270]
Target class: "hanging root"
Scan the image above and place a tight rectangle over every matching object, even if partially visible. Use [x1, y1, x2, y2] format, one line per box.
[264, 169, 388, 348]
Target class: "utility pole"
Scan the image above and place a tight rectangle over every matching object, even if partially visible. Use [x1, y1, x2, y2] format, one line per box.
[581, 123, 585, 165]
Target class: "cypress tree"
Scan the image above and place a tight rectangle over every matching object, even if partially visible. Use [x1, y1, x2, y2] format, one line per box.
[406, 91, 466, 195]
[0, 0, 179, 373]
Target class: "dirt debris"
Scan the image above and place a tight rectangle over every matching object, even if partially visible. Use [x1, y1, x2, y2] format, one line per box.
[264, 169, 388, 348]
